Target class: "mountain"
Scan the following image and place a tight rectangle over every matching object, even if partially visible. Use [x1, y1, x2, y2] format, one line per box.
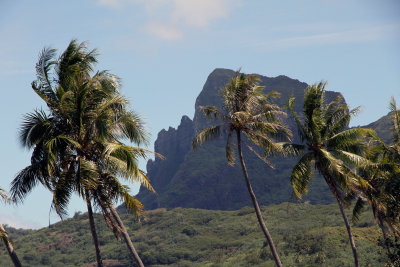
[362, 112, 394, 144]
[0, 204, 386, 266]
[135, 68, 345, 211]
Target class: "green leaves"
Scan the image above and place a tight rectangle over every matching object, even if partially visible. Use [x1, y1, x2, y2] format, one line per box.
[291, 152, 314, 197]
[19, 109, 52, 149]
[192, 125, 222, 151]
[289, 81, 375, 215]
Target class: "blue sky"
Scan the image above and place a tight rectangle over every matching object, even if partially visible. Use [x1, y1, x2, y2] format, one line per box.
[0, 0, 399, 229]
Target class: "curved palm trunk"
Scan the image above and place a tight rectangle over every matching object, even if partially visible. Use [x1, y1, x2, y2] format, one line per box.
[236, 131, 283, 267]
[377, 214, 392, 256]
[322, 173, 359, 267]
[336, 196, 359, 267]
[109, 205, 145, 267]
[0, 223, 22, 267]
[85, 192, 104, 267]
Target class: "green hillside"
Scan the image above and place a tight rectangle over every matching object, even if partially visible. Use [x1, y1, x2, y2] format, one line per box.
[0, 203, 387, 266]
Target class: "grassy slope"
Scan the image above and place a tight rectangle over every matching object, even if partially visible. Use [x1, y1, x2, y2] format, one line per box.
[0, 203, 387, 266]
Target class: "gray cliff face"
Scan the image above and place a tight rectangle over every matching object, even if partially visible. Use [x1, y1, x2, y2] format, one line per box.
[146, 115, 194, 197]
[136, 68, 346, 210]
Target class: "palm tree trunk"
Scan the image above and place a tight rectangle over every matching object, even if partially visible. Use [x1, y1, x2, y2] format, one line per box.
[109, 205, 145, 267]
[236, 130, 283, 267]
[322, 174, 359, 267]
[336, 197, 359, 267]
[0, 223, 22, 267]
[377, 214, 392, 256]
[85, 192, 103, 267]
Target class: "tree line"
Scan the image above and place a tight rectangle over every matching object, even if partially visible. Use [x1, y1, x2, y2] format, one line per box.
[1, 40, 399, 267]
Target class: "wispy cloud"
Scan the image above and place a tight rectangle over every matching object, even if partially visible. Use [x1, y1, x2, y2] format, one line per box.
[97, 0, 234, 40]
[255, 23, 400, 50]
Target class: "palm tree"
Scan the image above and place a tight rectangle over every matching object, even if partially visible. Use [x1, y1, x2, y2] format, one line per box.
[288, 82, 374, 267]
[193, 71, 291, 267]
[11, 40, 154, 267]
[0, 189, 22, 267]
[350, 97, 400, 259]
[351, 163, 399, 258]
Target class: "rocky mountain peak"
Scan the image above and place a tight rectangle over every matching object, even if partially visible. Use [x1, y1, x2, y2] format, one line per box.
[136, 68, 355, 210]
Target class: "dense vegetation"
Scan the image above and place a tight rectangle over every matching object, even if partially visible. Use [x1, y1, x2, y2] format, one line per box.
[0, 203, 388, 266]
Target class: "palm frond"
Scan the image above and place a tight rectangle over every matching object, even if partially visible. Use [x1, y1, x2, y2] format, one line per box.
[192, 125, 223, 151]
[245, 131, 284, 157]
[352, 198, 365, 224]
[11, 165, 46, 203]
[279, 143, 305, 157]
[52, 170, 74, 219]
[288, 97, 307, 142]
[327, 127, 374, 153]
[291, 152, 314, 198]
[111, 111, 149, 145]
[0, 189, 10, 203]
[32, 47, 57, 104]
[225, 130, 235, 166]
[334, 150, 371, 167]
[245, 143, 274, 168]
[389, 96, 400, 144]
[19, 109, 52, 148]
[200, 106, 227, 121]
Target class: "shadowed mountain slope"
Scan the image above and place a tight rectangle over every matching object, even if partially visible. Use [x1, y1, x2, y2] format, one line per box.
[361, 112, 394, 144]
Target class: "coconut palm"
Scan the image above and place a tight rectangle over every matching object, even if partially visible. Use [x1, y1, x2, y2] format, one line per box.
[193, 71, 291, 267]
[0, 189, 22, 267]
[288, 82, 374, 267]
[349, 150, 397, 256]
[11, 40, 154, 267]
[350, 97, 400, 259]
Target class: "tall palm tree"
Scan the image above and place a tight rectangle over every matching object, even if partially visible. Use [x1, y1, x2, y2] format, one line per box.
[193, 71, 291, 267]
[11, 40, 154, 267]
[288, 82, 374, 267]
[0, 189, 22, 267]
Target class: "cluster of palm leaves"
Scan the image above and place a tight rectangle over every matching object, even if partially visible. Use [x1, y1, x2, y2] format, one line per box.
[8, 40, 157, 267]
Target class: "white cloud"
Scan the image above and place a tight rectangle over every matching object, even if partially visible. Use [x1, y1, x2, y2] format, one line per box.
[0, 214, 42, 229]
[146, 22, 182, 40]
[170, 0, 229, 28]
[97, 0, 234, 40]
